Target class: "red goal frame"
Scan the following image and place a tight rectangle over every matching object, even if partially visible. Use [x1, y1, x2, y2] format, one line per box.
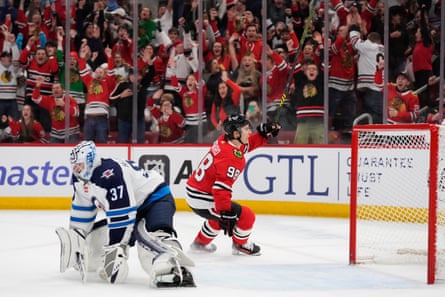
[349, 124, 440, 284]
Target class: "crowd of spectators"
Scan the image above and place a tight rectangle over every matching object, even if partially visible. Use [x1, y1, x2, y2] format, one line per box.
[0, 0, 443, 144]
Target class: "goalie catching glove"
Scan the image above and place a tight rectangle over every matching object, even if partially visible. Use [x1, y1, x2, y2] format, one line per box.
[257, 122, 281, 138]
[218, 203, 242, 237]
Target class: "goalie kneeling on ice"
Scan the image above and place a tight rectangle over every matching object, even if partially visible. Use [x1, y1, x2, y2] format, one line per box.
[56, 140, 196, 287]
[56, 218, 196, 287]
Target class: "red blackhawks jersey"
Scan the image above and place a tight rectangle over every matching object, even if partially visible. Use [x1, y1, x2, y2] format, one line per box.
[32, 88, 80, 140]
[375, 69, 419, 123]
[259, 51, 289, 105]
[153, 110, 186, 143]
[186, 132, 267, 212]
[19, 47, 59, 98]
[9, 118, 47, 143]
[385, 84, 419, 123]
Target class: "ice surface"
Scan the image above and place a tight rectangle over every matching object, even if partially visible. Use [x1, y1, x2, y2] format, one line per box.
[1, 210, 444, 297]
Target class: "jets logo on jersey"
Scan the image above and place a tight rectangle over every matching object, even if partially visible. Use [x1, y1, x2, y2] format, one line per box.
[101, 169, 114, 179]
[233, 149, 242, 159]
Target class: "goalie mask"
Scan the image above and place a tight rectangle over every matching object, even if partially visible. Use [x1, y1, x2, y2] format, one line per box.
[70, 141, 101, 181]
[223, 113, 251, 140]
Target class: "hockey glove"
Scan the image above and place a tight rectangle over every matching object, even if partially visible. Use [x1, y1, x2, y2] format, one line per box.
[219, 210, 238, 237]
[219, 203, 242, 237]
[257, 122, 281, 138]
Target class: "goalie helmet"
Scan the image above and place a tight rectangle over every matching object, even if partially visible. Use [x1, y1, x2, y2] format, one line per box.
[70, 141, 101, 181]
[223, 113, 250, 139]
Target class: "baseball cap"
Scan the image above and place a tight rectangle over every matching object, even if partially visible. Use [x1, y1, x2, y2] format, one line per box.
[111, 7, 126, 17]
[397, 71, 410, 81]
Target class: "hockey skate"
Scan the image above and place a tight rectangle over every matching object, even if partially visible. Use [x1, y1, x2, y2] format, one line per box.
[152, 255, 196, 288]
[232, 242, 261, 256]
[189, 240, 217, 253]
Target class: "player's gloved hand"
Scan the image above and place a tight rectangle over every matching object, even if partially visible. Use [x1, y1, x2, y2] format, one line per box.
[219, 210, 238, 237]
[98, 243, 129, 284]
[257, 122, 281, 138]
[218, 204, 242, 237]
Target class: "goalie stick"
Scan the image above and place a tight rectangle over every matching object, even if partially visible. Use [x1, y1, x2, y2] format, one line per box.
[273, 0, 319, 123]
[75, 248, 88, 284]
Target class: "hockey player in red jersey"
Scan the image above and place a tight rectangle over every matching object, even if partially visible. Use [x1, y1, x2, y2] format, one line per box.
[186, 113, 281, 255]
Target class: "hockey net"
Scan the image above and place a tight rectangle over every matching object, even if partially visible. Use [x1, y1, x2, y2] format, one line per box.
[349, 124, 445, 284]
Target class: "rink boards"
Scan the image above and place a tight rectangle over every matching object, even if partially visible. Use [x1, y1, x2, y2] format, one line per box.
[0, 144, 351, 218]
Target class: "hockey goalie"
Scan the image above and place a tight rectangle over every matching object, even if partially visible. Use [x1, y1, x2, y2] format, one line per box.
[55, 140, 195, 287]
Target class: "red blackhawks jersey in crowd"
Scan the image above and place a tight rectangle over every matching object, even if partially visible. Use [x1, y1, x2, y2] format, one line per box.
[386, 84, 419, 123]
[260, 51, 289, 105]
[9, 118, 47, 143]
[375, 69, 419, 123]
[169, 75, 207, 126]
[186, 132, 267, 212]
[238, 35, 262, 64]
[19, 47, 59, 100]
[32, 88, 80, 140]
[158, 112, 185, 143]
[150, 107, 186, 143]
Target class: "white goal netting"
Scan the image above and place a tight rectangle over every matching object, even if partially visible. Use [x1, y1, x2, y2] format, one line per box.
[350, 124, 445, 283]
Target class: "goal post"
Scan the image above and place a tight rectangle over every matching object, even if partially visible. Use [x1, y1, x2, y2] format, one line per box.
[349, 124, 445, 284]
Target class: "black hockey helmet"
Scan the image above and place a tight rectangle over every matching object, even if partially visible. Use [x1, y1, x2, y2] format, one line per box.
[223, 113, 250, 139]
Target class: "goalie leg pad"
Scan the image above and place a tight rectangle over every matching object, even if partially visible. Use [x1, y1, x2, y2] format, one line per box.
[161, 236, 195, 268]
[135, 219, 196, 287]
[55, 227, 88, 283]
[55, 227, 75, 273]
[85, 221, 108, 272]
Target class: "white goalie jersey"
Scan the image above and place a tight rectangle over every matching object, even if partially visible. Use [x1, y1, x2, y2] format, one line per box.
[69, 158, 167, 245]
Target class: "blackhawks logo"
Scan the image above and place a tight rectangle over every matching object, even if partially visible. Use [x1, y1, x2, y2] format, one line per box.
[389, 97, 406, 112]
[52, 106, 65, 121]
[160, 125, 172, 138]
[233, 149, 242, 159]
[1, 70, 12, 83]
[184, 95, 193, 108]
[70, 69, 80, 83]
[89, 79, 103, 95]
[303, 83, 317, 98]
[341, 52, 353, 68]
[115, 74, 126, 83]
